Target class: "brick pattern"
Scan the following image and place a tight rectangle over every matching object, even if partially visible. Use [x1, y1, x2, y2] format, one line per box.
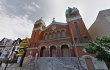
[26, 8, 93, 58]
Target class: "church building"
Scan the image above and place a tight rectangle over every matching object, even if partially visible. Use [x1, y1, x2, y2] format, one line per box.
[25, 7, 108, 70]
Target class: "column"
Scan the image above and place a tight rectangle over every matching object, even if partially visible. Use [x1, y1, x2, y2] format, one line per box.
[57, 47, 61, 57]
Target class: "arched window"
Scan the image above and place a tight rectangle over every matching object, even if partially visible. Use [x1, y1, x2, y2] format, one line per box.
[57, 31, 60, 38]
[40, 47, 46, 57]
[61, 45, 70, 57]
[61, 30, 65, 37]
[49, 33, 52, 39]
[45, 33, 47, 40]
[74, 22, 83, 43]
[50, 46, 56, 57]
[53, 32, 55, 39]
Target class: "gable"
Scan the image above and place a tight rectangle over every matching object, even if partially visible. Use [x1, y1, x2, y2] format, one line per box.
[43, 22, 68, 31]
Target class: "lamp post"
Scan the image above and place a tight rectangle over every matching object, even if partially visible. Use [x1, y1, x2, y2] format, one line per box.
[4, 57, 11, 70]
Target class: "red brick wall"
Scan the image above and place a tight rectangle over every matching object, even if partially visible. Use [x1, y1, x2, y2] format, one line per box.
[27, 9, 93, 58]
[76, 46, 95, 57]
[25, 49, 38, 57]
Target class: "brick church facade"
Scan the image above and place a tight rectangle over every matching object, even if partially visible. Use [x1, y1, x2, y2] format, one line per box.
[25, 7, 108, 70]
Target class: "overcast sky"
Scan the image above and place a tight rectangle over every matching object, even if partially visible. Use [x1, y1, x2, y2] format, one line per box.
[0, 0, 110, 40]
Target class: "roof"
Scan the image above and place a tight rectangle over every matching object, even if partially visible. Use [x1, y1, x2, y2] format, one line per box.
[96, 8, 110, 22]
[43, 18, 68, 31]
[66, 7, 79, 14]
[0, 38, 13, 46]
[35, 18, 46, 27]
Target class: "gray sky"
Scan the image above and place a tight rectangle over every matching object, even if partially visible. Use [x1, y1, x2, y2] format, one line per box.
[0, 0, 110, 40]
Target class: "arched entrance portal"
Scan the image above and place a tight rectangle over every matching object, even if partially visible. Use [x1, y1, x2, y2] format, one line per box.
[50, 46, 56, 57]
[40, 47, 46, 57]
[85, 58, 95, 70]
[61, 45, 70, 57]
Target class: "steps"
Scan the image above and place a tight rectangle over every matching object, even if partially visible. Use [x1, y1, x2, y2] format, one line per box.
[22, 57, 80, 70]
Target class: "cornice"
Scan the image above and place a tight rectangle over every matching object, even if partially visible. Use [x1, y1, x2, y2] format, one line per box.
[66, 16, 82, 22]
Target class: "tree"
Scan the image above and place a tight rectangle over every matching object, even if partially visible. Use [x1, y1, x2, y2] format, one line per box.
[85, 36, 110, 62]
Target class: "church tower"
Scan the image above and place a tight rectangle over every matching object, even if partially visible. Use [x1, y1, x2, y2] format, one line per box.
[24, 7, 108, 70]
[66, 7, 91, 44]
[30, 18, 46, 48]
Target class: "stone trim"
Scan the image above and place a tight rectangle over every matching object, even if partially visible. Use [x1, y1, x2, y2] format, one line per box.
[33, 27, 42, 31]
[39, 36, 72, 43]
[27, 47, 38, 50]
[80, 55, 108, 70]
[43, 22, 68, 31]
[35, 19, 46, 27]
[74, 43, 89, 47]
[66, 16, 82, 22]
[66, 7, 79, 14]
[49, 45, 57, 57]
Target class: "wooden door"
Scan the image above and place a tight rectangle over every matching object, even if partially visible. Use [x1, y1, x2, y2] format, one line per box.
[85, 58, 95, 70]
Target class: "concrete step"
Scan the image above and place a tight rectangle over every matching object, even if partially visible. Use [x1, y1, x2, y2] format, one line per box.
[22, 57, 80, 70]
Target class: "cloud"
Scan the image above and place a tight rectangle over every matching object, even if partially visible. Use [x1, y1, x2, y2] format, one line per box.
[0, 12, 33, 40]
[24, 5, 36, 12]
[0, 0, 110, 40]
[32, 2, 40, 9]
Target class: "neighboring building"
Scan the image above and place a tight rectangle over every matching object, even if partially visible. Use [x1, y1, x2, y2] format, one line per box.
[0, 38, 13, 57]
[24, 7, 108, 70]
[16, 37, 29, 57]
[0, 38, 5, 55]
[8, 38, 22, 59]
[88, 9, 110, 40]
[16, 38, 29, 66]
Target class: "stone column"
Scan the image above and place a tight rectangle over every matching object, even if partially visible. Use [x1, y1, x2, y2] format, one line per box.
[57, 47, 61, 57]
[60, 47, 62, 57]
[49, 47, 50, 57]
[69, 47, 71, 57]
[70, 46, 75, 57]
[46, 48, 49, 57]
[38, 48, 41, 57]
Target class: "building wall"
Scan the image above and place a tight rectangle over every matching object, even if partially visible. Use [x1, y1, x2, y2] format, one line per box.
[88, 11, 110, 40]
[25, 7, 108, 70]
[26, 7, 92, 58]
[1, 46, 12, 57]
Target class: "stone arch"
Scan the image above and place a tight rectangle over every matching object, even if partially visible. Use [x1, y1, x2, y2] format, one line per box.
[59, 41, 72, 48]
[59, 42, 72, 57]
[61, 45, 70, 57]
[80, 55, 95, 70]
[50, 46, 57, 57]
[40, 46, 46, 57]
[81, 55, 95, 61]
[80, 55, 108, 70]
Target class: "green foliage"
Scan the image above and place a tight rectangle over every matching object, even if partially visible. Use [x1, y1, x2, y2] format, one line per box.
[85, 36, 110, 62]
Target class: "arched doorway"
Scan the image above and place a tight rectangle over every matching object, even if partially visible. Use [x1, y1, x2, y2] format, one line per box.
[50, 46, 56, 57]
[61, 45, 70, 57]
[85, 58, 95, 70]
[40, 47, 46, 57]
